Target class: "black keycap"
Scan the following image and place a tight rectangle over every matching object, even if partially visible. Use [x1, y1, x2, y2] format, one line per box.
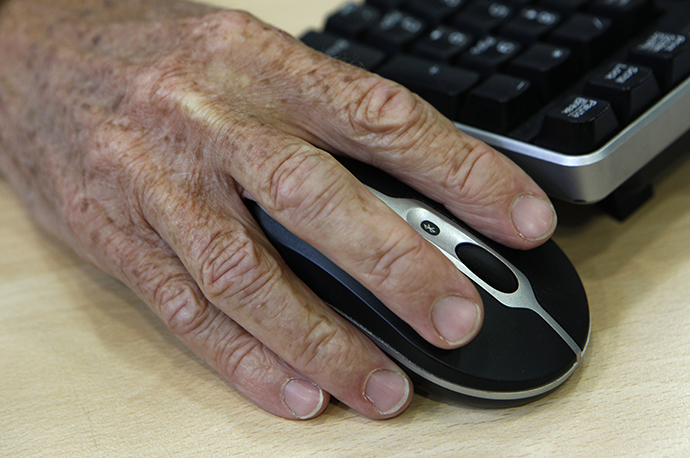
[366, 0, 407, 9]
[453, 0, 515, 35]
[501, 7, 562, 44]
[412, 26, 474, 62]
[301, 31, 387, 71]
[365, 10, 427, 54]
[585, 62, 660, 123]
[377, 55, 481, 119]
[406, 0, 467, 24]
[508, 43, 579, 101]
[628, 31, 690, 92]
[458, 36, 522, 75]
[326, 3, 381, 38]
[538, 0, 592, 14]
[549, 13, 615, 68]
[588, 0, 656, 38]
[461, 74, 538, 133]
[536, 95, 619, 154]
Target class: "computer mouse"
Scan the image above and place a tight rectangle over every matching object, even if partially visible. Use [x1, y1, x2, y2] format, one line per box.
[246, 156, 590, 406]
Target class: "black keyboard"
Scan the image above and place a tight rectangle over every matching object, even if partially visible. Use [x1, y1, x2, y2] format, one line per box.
[302, 0, 690, 215]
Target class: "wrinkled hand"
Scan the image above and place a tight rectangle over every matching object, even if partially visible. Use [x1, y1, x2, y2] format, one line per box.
[0, 0, 556, 419]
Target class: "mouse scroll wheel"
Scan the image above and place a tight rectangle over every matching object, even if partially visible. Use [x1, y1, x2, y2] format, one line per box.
[454, 243, 519, 294]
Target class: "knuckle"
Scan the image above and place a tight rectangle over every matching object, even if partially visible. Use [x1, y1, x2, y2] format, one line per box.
[360, 227, 427, 292]
[345, 76, 429, 149]
[441, 142, 508, 204]
[155, 278, 215, 338]
[261, 146, 345, 226]
[289, 318, 359, 375]
[216, 334, 269, 386]
[196, 227, 280, 306]
[262, 144, 321, 211]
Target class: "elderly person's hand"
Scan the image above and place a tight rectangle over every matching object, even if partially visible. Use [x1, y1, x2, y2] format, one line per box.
[0, 0, 556, 420]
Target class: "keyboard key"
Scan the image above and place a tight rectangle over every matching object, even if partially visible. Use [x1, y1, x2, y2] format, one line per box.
[365, 10, 427, 54]
[301, 31, 387, 71]
[536, 95, 619, 154]
[584, 62, 660, 123]
[458, 36, 522, 75]
[452, 0, 515, 35]
[461, 74, 538, 133]
[406, 0, 467, 24]
[508, 43, 579, 101]
[549, 13, 615, 68]
[501, 7, 562, 44]
[628, 31, 690, 92]
[326, 3, 381, 38]
[588, 0, 656, 38]
[377, 55, 481, 119]
[412, 26, 474, 62]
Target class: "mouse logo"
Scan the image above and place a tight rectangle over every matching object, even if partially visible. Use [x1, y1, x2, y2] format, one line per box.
[421, 220, 441, 236]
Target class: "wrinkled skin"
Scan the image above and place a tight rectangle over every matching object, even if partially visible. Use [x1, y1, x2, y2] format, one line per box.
[0, 0, 557, 420]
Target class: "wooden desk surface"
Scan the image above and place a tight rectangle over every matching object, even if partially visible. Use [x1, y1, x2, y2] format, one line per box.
[2, 1, 689, 456]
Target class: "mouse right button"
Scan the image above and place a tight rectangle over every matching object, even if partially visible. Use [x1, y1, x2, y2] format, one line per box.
[454, 243, 519, 294]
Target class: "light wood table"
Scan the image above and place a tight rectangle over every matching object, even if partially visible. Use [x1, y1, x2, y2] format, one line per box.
[2, 1, 689, 456]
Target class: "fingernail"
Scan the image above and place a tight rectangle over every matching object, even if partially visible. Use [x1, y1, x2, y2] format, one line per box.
[431, 295, 481, 346]
[511, 194, 557, 241]
[363, 369, 411, 416]
[282, 379, 324, 420]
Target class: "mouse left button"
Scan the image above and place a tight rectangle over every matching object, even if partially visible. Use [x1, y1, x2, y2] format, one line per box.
[454, 243, 519, 294]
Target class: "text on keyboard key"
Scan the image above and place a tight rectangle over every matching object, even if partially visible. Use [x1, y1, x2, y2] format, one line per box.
[536, 95, 619, 154]
[628, 31, 690, 93]
[584, 62, 660, 123]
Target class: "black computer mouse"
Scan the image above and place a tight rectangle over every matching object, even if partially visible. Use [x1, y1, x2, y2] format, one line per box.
[246, 156, 590, 407]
